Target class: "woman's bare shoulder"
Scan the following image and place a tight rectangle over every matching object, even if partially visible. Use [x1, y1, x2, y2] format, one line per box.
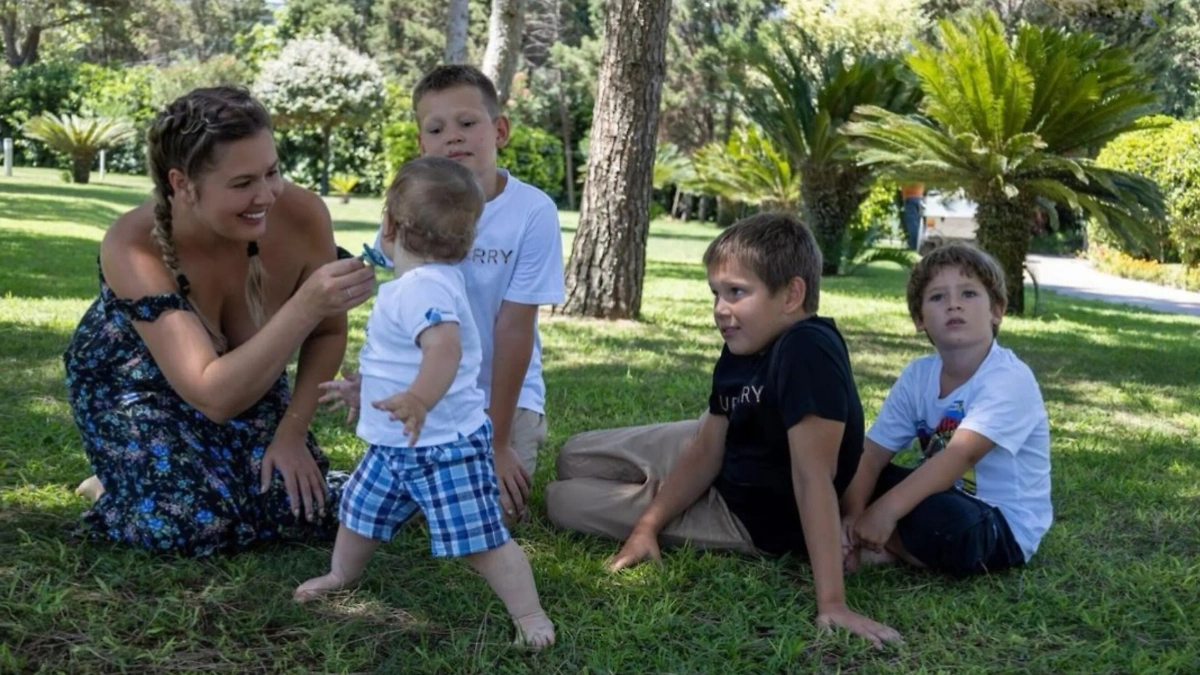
[273, 181, 332, 237]
[100, 201, 175, 297]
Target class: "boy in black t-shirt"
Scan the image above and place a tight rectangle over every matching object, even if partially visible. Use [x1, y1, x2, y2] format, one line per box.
[546, 213, 900, 647]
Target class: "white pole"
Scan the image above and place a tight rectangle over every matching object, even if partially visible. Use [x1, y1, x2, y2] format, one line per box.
[2, 138, 11, 177]
[99, 149, 106, 182]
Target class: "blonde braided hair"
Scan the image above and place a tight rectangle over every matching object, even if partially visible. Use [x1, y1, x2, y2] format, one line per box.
[146, 87, 274, 352]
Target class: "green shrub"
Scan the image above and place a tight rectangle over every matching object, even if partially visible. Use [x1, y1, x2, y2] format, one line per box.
[380, 121, 566, 202]
[0, 59, 82, 168]
[1095, 116, 1200, 265]
[381, 119, 420, 175]
[1090, 245, 1200, 291]
[500, 125, 565, 202]
[77, 64, 158, 175]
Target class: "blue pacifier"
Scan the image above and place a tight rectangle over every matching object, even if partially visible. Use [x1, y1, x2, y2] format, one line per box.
[360, 243, 389, 267]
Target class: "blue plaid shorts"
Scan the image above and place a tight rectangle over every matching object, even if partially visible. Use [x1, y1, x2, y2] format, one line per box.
[339, 421, 510, 557]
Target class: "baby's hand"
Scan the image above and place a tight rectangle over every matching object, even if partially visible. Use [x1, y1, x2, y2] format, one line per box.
[372, 391, 429, 446]
[318, 370, 362, 424]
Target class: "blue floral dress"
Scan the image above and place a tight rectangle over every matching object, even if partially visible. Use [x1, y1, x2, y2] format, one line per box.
[63, 271, 346, 556]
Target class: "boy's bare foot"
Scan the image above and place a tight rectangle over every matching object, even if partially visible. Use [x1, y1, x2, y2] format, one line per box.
[75, 475, 104, 503]
[293, 572, 356, 602]
[512, 610, 555, 650]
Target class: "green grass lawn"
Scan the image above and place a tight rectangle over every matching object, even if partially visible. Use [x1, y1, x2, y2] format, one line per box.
[2, 167, 1198, 673]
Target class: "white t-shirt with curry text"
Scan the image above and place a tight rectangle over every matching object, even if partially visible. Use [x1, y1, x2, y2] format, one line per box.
[356, 264, 489, 448]
[373, 170, 565, 414]
[866, 341, 1053, 562]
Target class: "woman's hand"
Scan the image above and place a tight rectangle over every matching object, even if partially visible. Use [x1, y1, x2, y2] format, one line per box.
[296, 257, 376, 319]
[260, 430, 327, 522]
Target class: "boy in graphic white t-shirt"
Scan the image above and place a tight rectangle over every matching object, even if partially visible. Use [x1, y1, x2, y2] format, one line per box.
[325, 65, 564, 525]
[841, 242, 1052, 578]
[295, 157, 554, 650]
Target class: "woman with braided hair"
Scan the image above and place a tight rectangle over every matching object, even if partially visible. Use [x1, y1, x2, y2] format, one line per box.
[63, 86, 376, 556]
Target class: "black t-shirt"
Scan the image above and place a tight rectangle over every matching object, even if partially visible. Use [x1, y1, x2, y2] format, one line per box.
[707, 316, 864, 555]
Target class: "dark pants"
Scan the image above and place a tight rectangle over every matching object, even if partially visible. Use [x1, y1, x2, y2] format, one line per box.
[902, 197, 923, 251]
[872, 464, 1025, 578]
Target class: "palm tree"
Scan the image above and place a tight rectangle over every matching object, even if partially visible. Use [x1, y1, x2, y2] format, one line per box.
[738, 28, 922, 274]
[23, 113, 136, 185]
[844, 12, 1166, 314]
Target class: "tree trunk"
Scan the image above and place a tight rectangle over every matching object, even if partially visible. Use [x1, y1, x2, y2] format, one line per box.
[800, 161, 870, 276]
[1, 17, 40, 68]
[17, 25, 40, 66]
[1, 14, 19, 67]
[557, 70, 575, 209]
[974, 192, 1035, 316]
[72, 153, 93, 184]
[560, 0, 672, 320]
[445, 0, 469, 64]
[319, 127, 331, 196]
[481, 0, 526, 106]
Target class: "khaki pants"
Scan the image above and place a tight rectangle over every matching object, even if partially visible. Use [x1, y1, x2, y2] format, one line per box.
[510, 407, 548, 475]
[545, 418, 756, 553]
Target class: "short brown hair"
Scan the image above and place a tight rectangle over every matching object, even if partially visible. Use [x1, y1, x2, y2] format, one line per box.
[907, 241, 1007, 331]
[412, 65, 501, 119]
[383, 157, 484, 263]
[702, 212, 822, 314]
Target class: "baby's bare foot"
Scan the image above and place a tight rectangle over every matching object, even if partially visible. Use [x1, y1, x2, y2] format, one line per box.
[75, 476, 104, 503]
[293, 573, 354, 602]
[512, 610, 555, 651]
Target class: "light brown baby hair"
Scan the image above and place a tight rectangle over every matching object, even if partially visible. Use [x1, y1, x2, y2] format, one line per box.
[383, 156, 485, 263]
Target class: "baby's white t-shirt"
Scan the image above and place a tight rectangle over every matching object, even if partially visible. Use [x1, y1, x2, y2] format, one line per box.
[373, 170, 565, 414]
[356, 264, 489, 448]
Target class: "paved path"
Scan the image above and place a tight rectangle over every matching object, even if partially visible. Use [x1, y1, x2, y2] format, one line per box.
[1025, 255, 1200, 317]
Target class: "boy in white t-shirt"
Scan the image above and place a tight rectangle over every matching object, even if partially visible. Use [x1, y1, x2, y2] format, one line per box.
[295, 157, 554, 650]
[325, 65, 565, 525]
[841, 242, 1052, 578]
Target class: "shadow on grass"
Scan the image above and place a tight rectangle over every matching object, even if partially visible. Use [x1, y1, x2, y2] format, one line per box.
[562, 220, 719, 244]
[0, 179, 149, 205]
[0, 229, 101, 299]
[0, 192, 128, 230]
[332, 219, 383, 232]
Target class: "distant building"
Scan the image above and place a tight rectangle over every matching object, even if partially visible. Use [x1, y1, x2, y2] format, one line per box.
[920, 191, 978, 253]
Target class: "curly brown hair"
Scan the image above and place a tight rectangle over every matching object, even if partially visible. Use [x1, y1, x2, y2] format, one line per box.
[907, 241, 1007, 335]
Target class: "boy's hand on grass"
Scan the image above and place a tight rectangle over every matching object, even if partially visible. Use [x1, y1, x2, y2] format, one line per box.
[372, 391, 428, 446]
[841, 519, 861, 574]
[817, 604, 902, 649]
[318, 370, 362, 424]
[606, 527, 662, 572]
[493, 444, 531, 518]
[852, 504, 898, 554]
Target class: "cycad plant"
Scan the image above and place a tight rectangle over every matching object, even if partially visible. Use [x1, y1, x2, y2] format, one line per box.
[23, 113, 136, 184]
[329, 173, 361, 204]
[738, 28, 922, 274]
[691, 125, 801, 212]
[845, 11, 1165, 314]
